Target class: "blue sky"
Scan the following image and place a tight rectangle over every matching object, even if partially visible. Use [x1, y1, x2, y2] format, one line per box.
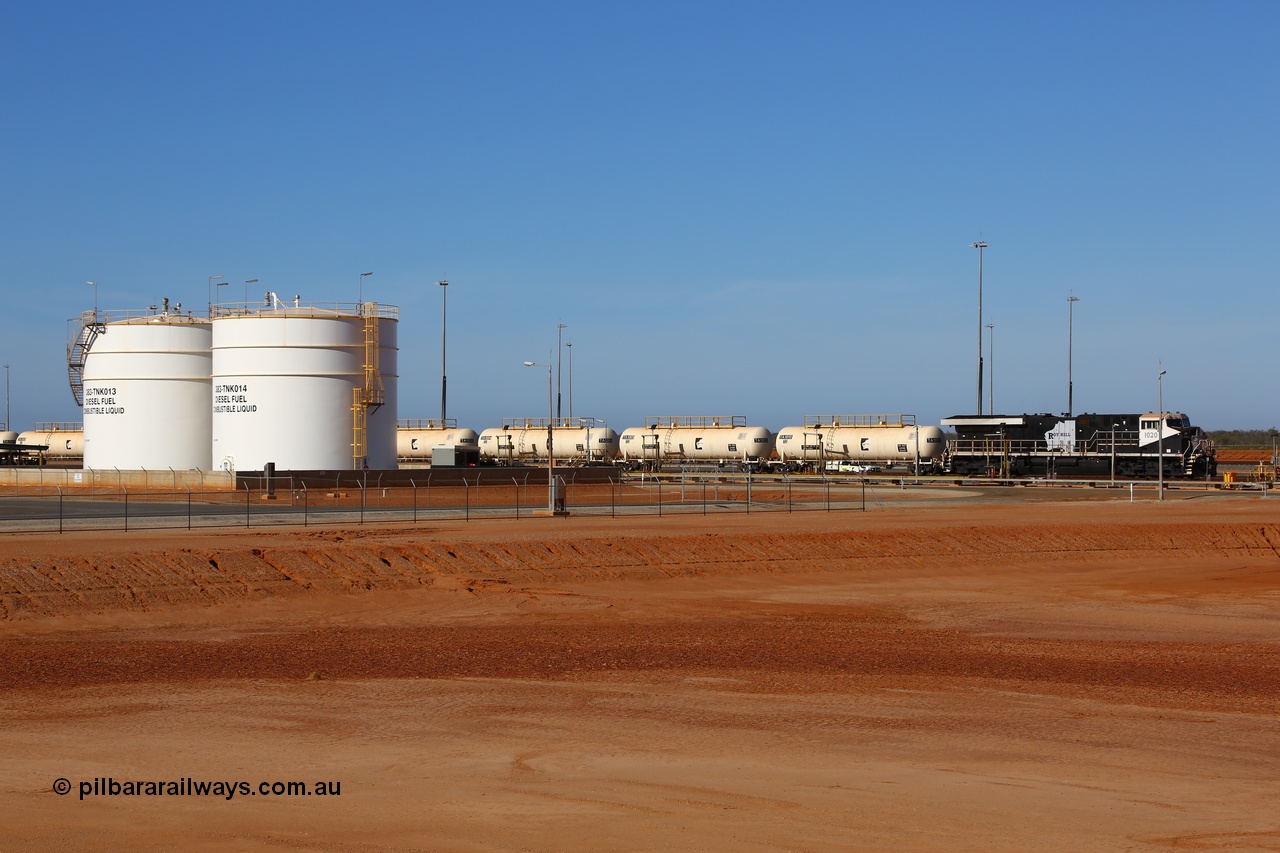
[2, 1, 1276, 435]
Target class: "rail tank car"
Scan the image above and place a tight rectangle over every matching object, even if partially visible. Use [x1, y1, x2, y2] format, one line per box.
[772, 415, 944, 472]
[17, 424, 85, 458]
[942, 412, 1216, 478]
[478, 418, 619, 464]
[396, 419, 479, 460]
[618, 416, 775, 470]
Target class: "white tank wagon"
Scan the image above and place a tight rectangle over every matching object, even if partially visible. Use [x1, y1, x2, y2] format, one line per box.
[0, 431, 17, 444]
[211, 301, 398, 471]
[397, 419, 479, 460]
[772, 415, 945, 473]
[17, 423, 85, 458]
[69, 307, 213, 470]
[618, 416, 775, 470]
[478, 418, 620, 464]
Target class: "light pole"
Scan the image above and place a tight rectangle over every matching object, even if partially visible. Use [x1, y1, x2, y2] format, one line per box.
[207, 275, 224, 315]
[244, 278, 258, 307]
[556, 322, 566, 422]
[359, 272, 373, 306]
[565, 341, 573, 420]
[87, 281, 98, 322]
[1158, 369, 1166, 501]
[523, 360, 555, 512]
[970, 241, 987, 415]
[439, 279, 448, 421]
[1067, 295, 1080, 416]
[3, 362, 9, 431]
[986, 323, 995, 415]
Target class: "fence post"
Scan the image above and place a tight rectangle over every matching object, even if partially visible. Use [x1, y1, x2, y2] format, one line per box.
[862, 479, 866, 512]
[611, 477, 616, 518]
[186, 485, 192, 530]
[411, 479, 417, 523]
[658, 478, 662, 517]
[513, 477, 520, 519]
[58, 485, 63, 535]
[746, 470, 751, 514]
[123, 486, 129, 532]
[302, 482, 308, 527]
[465, 477, 470, 521]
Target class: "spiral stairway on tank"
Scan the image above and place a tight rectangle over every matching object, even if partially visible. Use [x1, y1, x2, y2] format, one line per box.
[66, 313, 106, 407]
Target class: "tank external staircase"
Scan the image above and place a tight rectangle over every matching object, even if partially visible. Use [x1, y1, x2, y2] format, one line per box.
[66, 312, 106, 406]
[351, 303, 385, 469]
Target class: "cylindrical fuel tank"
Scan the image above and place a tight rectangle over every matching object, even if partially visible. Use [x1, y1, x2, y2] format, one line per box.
[618, 417, 774, 464]
[478, 419, 619, 463]
[79, 312, 212, 470]
[397, 421, 480, 459]
[17, 427, 85, 457]
[774, 416, 945, 465]
[211, 303, 398, 471]
[0, 431, 17, 444]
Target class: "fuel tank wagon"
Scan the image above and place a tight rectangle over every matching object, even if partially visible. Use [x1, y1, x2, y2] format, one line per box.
[478, 418, 619, 464]
[397, 419, 479, 460]
[17, 424, 85, 458]
[772, 415, 944, 473]
[618, 416, 775, 470]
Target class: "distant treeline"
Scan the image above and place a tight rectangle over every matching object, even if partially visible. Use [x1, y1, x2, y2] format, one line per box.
[1206, 428, 1279, 447]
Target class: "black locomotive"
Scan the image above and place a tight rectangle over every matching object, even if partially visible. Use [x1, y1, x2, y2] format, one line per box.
[941, 412, 1216, 479]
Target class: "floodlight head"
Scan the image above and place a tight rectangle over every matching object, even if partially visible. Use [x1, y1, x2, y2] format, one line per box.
[523, 361, 536, 367]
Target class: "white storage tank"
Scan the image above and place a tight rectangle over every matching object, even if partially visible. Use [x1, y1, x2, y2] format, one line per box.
[774, 415, 945, 470]
[478, 418, 620, 464]
[211, 301, 398, 471]
[75, 310, 212, 470]
[18, 424, 85, 458]
[618, 416, 774, 468]
[397, 419, 479, 460]
[0, 431, 16, 444]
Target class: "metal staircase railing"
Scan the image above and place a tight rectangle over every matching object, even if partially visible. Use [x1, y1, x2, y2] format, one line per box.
[66, 312, 105, 406]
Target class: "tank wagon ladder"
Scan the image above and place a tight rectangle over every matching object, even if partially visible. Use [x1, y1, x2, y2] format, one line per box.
[351, 302, 385, 469]
[66, 310, 107, 406]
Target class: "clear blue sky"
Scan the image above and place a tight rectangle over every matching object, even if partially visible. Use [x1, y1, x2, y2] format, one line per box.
[2, 1, 1275, 434]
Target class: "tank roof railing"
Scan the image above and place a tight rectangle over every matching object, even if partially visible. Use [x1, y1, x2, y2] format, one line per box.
[72, 308, 210, 326]
[803, 414, 917, 428]
[33, 421, 83, 431]
[642, 416, 748, 429]
[500, 417, 604, 430]
[210, 302, 399, 320]
[398, 418, 459, 430]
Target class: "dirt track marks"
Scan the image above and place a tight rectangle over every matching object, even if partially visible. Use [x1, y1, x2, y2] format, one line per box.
[1, 522, 1277, 620]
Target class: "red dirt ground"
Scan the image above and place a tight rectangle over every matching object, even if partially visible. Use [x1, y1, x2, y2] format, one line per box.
[1, 493, 1278, 851]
